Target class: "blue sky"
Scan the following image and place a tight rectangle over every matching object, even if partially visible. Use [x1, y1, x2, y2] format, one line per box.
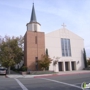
[0, 0, 90, 57]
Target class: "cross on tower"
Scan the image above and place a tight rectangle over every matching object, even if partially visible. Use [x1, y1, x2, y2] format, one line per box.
[62, 23, 66, 28]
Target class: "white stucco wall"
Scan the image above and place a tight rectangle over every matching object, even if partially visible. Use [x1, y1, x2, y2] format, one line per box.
[45, 28, 84, 72]
[27, 23, 40, 32]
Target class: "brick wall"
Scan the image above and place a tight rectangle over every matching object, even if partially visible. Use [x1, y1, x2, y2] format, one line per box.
[24, 31, 45, 70]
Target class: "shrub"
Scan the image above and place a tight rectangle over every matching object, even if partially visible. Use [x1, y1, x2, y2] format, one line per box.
[21, 66, 27, 71]
[53, 60, 58, 66]
[38, 54, 52, 70]
[11, 66, 15, 71]
[87, 60, 90, 65]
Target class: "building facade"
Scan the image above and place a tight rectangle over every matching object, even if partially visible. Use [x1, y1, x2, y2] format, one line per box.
[24, 4, 85, 72]
[45, 27, 84, 72]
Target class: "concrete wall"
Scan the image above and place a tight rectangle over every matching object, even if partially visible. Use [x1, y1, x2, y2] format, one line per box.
[45, 28, 84, 72]
[27, 22, 41, 32]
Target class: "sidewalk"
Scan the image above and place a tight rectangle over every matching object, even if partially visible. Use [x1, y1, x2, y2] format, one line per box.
[10, 70, 21, 75]
[7, 70, 90, 78]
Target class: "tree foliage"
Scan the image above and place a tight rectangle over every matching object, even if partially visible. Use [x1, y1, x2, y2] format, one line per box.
[53, 56, 60, 66]
[0, 35, 24, 73]
[87, 58, 90, 65]
[38, 54, 52, 70]
[46, 48, 48, 56]
[83, 48, 87, 68]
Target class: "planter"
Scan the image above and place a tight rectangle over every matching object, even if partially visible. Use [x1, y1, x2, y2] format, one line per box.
[21, 71, 27, 75]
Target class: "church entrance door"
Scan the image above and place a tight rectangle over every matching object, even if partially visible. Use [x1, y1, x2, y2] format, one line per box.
[65, 62, 69, 71]
[71, 61, 76, 70]
[58, 62, 63, 71]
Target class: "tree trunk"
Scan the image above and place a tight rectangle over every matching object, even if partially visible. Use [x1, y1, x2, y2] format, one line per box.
[8, 67, 10, 74]
[53, 65, 56, 72]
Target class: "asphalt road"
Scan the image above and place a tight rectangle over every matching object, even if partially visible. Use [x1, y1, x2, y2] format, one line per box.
[0, 73, 90, 90]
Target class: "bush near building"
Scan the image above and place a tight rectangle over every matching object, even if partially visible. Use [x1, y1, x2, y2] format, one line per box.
[87, 59, 90, 66]
[83, 48, 88, 68]
[38, 54, 52, 70]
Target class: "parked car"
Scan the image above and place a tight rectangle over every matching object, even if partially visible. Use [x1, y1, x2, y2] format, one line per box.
[0, 67, 7, 75]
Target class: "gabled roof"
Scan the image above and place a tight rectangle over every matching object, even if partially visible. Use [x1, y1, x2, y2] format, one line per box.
[45, 28, 84, 40]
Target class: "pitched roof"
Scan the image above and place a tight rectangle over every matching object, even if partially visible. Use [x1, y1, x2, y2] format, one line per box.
[30, 3, 37, 23]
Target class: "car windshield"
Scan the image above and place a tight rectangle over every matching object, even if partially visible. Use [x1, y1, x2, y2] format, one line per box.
[0, 69, 6, 71]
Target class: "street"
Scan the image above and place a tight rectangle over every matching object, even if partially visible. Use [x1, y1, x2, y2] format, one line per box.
[0, 73, 90, 90]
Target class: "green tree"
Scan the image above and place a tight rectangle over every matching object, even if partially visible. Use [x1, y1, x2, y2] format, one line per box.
[46, 48, 48, 56]
[53, 56, 60, 72]
[0, 35, 24, 74]
[83, 48, 87, 68]
[38, 54, 52, 70]
[87, 58, 90, 65]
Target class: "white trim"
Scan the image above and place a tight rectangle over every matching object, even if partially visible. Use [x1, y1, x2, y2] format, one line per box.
[41, 78, 81, 89]
[14, 78, 28, 90]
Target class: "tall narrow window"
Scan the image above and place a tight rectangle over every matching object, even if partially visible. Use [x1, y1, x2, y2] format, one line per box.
[67, 39, 71, 56]
[61, 38, 71, 57]
[35, 57, 38, 70]
[61, 39, 65, 56]
[35, 36, 37, 44]
[35, 57, 38, 61]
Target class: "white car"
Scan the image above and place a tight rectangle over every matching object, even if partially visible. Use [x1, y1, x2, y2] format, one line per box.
[0, 67, 7, 75]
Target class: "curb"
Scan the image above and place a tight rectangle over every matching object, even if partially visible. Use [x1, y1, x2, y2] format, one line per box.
[34, 71, 90, 78]
[5, 75, 8, 78]
[6, 71, 90, 78]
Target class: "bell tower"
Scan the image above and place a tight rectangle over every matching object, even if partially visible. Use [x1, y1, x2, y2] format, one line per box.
[24, 3, 45, 70]
[26, 3, 41, 32]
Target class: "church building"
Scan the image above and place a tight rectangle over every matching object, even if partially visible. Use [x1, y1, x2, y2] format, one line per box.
[24, 4, 85, 72]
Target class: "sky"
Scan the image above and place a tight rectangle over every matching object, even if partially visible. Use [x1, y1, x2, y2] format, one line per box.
[0, 0, 90, 57]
